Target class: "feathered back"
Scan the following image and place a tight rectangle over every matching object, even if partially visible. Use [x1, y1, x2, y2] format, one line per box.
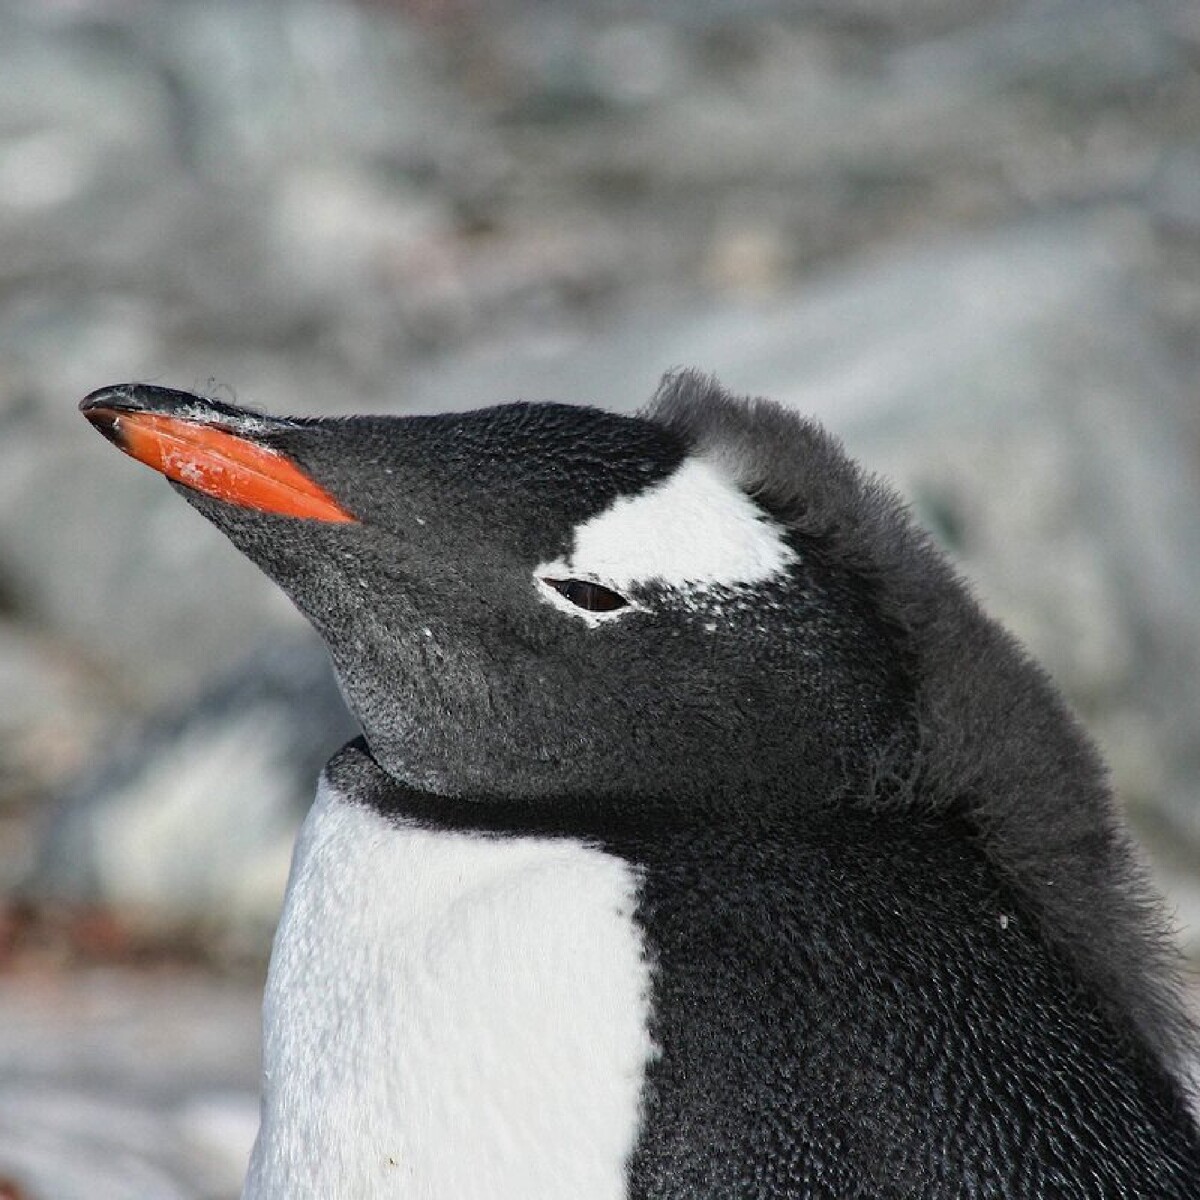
[649, 369, 1196, 1080]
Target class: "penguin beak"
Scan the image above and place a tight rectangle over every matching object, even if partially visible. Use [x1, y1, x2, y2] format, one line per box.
[79, 384, 357, 524]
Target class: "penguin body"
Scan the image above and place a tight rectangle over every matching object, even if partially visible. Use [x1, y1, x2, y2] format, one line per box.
[80, 373, 1200, 1198]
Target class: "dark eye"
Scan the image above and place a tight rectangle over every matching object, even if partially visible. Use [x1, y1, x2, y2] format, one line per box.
[542, 578, 629, 613]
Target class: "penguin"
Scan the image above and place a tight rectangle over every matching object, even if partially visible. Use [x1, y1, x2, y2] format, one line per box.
[80, 372, 1200, 1199]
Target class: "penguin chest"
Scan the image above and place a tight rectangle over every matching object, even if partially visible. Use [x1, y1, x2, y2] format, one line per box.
[243, 778, 656, 1200]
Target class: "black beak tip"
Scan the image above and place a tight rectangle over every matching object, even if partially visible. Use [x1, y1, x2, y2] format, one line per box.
[79, 383, 207, 418]
[80, 384, 132, 416]
[81, 404, 127, 448]
[79, 383, 294, 437]
[79, 385, 155, 449]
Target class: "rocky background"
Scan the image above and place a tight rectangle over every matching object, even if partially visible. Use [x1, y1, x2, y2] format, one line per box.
[2, 0, 1199, 1195]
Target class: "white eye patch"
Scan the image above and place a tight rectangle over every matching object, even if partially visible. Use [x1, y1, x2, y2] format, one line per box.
[535, 457, 796, 623]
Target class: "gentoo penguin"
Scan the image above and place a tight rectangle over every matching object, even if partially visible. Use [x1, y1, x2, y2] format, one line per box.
[81, 373, 1200, 1199]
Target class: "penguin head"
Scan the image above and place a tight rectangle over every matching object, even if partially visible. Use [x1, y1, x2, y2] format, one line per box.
[81, 372, 1200, 1076]
[81, 374, 915, 810]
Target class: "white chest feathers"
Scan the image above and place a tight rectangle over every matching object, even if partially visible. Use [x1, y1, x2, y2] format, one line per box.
[243, 777, 656, 1200]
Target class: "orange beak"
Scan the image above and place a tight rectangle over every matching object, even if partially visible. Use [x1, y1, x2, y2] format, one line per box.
[81, 397, 356, 524]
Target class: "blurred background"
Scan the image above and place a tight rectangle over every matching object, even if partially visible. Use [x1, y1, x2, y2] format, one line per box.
[1, 0, 1199, 1194]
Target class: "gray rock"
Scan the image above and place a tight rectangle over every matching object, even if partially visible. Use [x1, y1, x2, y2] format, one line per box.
[1151, 144, 1200, 237]
[32, 635, 357, 946]
[0, 969, 259, 1200]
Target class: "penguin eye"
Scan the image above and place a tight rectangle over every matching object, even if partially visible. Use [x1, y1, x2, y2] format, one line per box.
[541, 577, 629, 613]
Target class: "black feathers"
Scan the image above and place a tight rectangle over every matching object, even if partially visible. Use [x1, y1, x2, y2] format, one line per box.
[650, 370, 1197, 1079]
[90, 372, 1200, 1196]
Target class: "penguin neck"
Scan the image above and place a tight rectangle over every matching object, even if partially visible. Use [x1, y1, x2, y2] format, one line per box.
[325, 736, 895, 843]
